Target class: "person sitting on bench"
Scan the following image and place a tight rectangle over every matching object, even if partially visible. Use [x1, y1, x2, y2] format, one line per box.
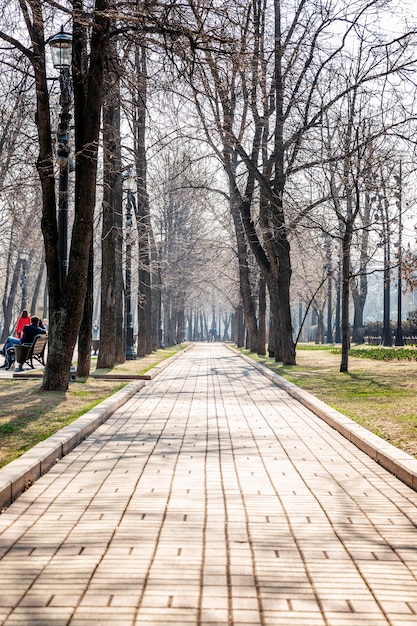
[1, 316, 47, 369]
[0, 309, 30, 359]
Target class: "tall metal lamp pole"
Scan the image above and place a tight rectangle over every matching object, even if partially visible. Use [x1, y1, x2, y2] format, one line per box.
[49, 27, 72, 290]
[395, 163, 404, 346]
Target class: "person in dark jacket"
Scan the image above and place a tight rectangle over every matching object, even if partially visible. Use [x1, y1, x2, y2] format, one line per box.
[1, 316, 46, 368]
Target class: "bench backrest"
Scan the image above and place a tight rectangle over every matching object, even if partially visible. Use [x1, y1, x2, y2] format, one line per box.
[32, 335, 48, 355]
[23, 334, 48, 356]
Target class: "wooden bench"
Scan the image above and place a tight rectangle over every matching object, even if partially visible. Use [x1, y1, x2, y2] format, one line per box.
[6, 335, 48, 371]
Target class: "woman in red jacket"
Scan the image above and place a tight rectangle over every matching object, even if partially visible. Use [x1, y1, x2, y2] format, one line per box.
[14, 309, 30, 339]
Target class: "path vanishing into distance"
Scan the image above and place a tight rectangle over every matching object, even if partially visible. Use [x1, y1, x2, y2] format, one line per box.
[1, 343, 417, 625]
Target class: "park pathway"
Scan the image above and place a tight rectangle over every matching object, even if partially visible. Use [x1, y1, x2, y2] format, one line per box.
[1, 343, 417, 625]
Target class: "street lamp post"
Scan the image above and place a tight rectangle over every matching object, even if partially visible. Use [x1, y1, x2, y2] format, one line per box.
[395, 164, 404, 346]
[49, 27, 72, 290]
[381, 214, 392, 347]
[123, 170, 137, 360]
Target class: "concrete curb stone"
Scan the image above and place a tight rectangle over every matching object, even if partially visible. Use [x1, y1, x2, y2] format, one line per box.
[0, 345, 192, 510]
[0, 380, 146, 511]
[230, 345, 417, 492]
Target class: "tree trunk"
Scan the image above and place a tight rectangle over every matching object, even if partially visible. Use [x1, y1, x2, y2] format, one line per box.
[39, 1, 110, 390]
[1, 222, 18, 342]
[381, 235, 392, 347]
[134, 44, 152, 357]
[270, 0, 295, 366]
[315, 309, 325, 344]
[268, 304, 275, 358]
[236, 303, 245, 347]
[77, 241, 93, 377]
[1, 251, 21, 342]
[267, 282, 282, 361]
[150, 231, 159, 351]
[340, 228, 352, 373]
[230, 191, 258, 352]
[97, 49, 121, 369]
[275, 235, 295, 364]
[351, 192, 370, 344]
[194, 310, 199, 341]
[351, 294, 366, 344]
[257, 277, 266, 355]
[112, 71, 124, 364]
[176, 308, 184, 344]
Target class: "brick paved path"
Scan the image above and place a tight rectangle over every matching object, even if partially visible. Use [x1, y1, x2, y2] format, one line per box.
[1, 344, 417, 625]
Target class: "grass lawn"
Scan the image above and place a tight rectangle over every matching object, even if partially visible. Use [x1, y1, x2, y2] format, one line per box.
[241, 344, 417, 458]
[0, 345, 184, 468]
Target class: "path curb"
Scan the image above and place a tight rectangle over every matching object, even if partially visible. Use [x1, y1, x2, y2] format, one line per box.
[90, 344, 192, 380]
[0, 346, 192, 511]
[231, 347, 417, 492]
[0, 380, 146, 511]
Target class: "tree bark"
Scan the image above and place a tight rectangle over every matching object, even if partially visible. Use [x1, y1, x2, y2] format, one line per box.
[28, 0, 111, 390]
[257, 277, 266, 355]
[230, 189, 258, 353]
[97, 43, 124, 368]
[1, 225, 19, 341]
[77, 241, 93, 377]
[134, 44, 152, 357]
[150, 230, 160, 351]
[351, 192, 370, 344]
[339, 227, 352, 372]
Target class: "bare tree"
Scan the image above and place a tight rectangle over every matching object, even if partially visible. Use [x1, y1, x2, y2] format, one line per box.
[0, 0, 110, 389]
[174, 0, 417, 367]
[132, 43, 152, 356]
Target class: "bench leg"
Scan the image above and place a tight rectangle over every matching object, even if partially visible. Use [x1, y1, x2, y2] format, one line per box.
[5, 349, 15, 370]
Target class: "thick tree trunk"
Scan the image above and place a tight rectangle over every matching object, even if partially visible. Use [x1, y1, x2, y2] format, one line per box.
[97, 52, 120, 369]
[39, 1, 110, 390]
[112, 77, 124, 364]
[134, 44, 152, 357]
[351, 293, 366, 344]
[270, 0, 294, 366]
[275, 236, 296, 365]
[267, 283, 282, 361]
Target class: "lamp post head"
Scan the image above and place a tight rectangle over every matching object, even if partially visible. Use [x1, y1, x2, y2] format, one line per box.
[49, 26, 72, 69]
[122, 168, 136, 192]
